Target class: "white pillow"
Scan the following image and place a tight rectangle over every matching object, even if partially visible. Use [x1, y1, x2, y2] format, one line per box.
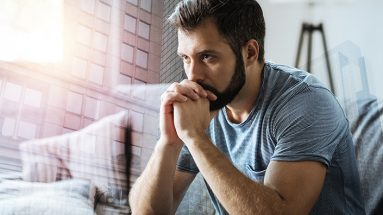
[0, 179, 96, 215]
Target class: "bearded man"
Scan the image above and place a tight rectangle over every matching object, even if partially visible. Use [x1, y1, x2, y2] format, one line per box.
[129, 1, 365, 214]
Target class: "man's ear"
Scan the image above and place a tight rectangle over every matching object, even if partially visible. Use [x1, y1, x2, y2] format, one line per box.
[243, 39, 259, 64]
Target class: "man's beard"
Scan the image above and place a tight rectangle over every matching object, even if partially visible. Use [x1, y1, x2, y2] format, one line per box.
[198, 56, 246, 111]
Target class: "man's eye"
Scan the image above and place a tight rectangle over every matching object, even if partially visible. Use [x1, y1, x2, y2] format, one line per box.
[181, 55, 190, 63]
[201, 54, 213, 62]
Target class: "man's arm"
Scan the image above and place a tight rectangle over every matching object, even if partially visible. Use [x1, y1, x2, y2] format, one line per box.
[129, 81, 214, 214]
[173, 98, 326, 215]
[187, 135, 326, 215]
[129, 141, 195, 214]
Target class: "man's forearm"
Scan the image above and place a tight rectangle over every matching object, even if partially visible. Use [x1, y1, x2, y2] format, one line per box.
[186, 134, 284, 215]
[129, 140, 182, 214]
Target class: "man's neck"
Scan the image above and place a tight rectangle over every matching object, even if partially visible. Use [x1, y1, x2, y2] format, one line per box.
[225, 62, 264, 124]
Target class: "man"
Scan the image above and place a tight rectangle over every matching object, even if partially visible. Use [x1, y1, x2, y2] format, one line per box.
[129, 0, 365, 214]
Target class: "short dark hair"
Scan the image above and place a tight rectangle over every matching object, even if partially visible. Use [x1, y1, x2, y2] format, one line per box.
[169, 0, 266, 63]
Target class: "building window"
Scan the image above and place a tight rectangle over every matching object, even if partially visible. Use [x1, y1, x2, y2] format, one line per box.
[80, 0, 95, 14]
[96, 2, 111, 22]
[121, 43, 134, 63]
[132, 79, 146, 99]
[138, 21, 150, 40]
[4, 82, 22, 102]
[124, 15, 137, 33]
[140, 0, 151, 12]
[92, 31, 108, 52]
[84, 96, 100, 119]
[136, 49, 148, 69]
[130, 110, 144, 132]
[119, 74, 132, 85]
[127, 0, 138, 6]
[88, 63, 104, 85]
[72, 57, 87, 79]
[18, 121, 37, 140]
[66, 91, 83, 115]
[24, 88, 42, 108]
[77, 25, 92, 46]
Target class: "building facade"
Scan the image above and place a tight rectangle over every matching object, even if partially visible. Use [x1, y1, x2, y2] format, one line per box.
[0, 0, 163, 178]
[160, 0, 184, 83]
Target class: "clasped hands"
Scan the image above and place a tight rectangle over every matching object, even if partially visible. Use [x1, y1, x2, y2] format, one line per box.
[160, 80, 217, 147]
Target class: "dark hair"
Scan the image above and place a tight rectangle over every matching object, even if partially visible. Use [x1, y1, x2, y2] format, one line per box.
[168, 0, 266, 63]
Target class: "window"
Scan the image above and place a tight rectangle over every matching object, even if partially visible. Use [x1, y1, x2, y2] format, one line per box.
[66, 91, 83, 114]
[80, 0, 95, 14]
[72, 57, 87, 79]
[2, 117, 16, 137]
[138, 21, 150, 40]
[127, 0, 138, 6]
[4, 82, 22, 102]
[124, 15, 137, 33]
[121, 43, 134, 63]
[92, 31, 108, 52]
[24, 88, 42, 108]
[140, 0, 151, 12]
[132, 79, 146, 99]
[18, 121, 37, 140]
[130, 110, 143, 132]
[119, 74, 132, 85]
[96, 2, 111, 22]
[77, 25, 92, 46]
[89, 63, 104, 85]
[84, 97, 100, 119]
[136, 49, 148, 69]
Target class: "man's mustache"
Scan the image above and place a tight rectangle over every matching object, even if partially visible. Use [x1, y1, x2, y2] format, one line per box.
[197, 81, 220, 97]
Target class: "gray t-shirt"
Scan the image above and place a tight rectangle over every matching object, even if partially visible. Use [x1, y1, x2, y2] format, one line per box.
[176, 62, 365, 214]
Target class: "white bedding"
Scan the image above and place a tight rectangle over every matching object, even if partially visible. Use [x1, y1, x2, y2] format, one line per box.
[0, 179, 96, 215]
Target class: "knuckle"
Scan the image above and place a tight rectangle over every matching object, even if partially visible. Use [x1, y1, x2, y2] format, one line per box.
[169, 82, 179, 89]
[174, 84, 182, 93]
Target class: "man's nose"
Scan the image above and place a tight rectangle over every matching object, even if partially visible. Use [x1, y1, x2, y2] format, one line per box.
[186, 61, 204, 82]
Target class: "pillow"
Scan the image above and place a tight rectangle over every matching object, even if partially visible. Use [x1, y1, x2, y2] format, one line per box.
[19, 111, 130, 206]
[344, 94, 383, 215]
[0, 179, 96, 214]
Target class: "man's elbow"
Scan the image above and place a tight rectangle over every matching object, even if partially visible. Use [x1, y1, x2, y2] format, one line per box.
[129, 191, 173, 215]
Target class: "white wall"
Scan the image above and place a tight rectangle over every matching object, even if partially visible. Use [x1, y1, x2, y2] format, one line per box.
[258, 0, 383, 97]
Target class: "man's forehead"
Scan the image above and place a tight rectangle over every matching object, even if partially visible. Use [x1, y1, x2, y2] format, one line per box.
[176, 27, 230, 54]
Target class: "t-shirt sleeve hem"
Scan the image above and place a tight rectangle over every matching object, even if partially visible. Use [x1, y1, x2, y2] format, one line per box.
[176, 164, 199, 174]
[271, 155, 330, 168]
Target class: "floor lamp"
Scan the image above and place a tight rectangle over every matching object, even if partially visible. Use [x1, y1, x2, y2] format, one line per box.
[295, 22, 335, 93]
[269, 0, 347, 94]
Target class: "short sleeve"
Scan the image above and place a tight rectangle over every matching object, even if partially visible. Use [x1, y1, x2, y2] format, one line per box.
[271, 87, 349, 167]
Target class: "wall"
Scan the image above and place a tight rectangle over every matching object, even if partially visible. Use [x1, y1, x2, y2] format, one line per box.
[259, 0, 383, 96]
[160, 0, 184, 83]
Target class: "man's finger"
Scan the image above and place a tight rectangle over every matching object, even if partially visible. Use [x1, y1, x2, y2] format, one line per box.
[180, 80, 208, 97]
[161, 91, 188, 104]
[206, 90, 217, 101]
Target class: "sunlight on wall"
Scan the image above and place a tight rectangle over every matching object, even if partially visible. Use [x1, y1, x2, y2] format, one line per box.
[0, 0, 63, 63]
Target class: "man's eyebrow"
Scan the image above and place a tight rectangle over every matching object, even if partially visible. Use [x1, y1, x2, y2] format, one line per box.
[177, 49, 220, 57]
[197, 49, 219, 55]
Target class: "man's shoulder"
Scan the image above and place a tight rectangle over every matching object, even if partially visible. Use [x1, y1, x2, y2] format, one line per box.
[265, 61, 320, 87]
[263, 61, 332, 105]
